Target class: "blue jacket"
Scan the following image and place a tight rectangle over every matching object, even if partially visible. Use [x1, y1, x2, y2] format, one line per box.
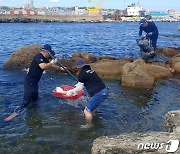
[139, 22, 159, 39]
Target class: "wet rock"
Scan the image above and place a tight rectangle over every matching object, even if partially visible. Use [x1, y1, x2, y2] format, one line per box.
[3, 45, 70, 72]
[91, 59, 131, 80]
[133, 59, 146, 65]
[156, 47, 180, 58]
[92, 110, 180, 154]
[121, 64, 155, 88]
[71, 51, 97, 63]
[121, 59, 172, 87]
[71, 52, 82, 62]
[99, 55, 118, 60]
[81, 52, 97, 63]
[151, 61, 169, 68]
[3, 44, 41, 70]
[143, 64, 172, 79]
[169, 55, 180, 74]
[3, 45, 178, 86]
[164, 110, 180, 134]
[92, 132, 180, 154]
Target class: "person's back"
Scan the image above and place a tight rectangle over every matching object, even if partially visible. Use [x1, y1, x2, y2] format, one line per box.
[64, 58, 109, 125]
[78, 65, 106, 97]
[26, 52, 49, 83]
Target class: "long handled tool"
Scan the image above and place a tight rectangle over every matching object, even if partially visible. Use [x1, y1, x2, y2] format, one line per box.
[4, 105, 26, 121]
[4, 112, 19, 121]
[48, 52, 78, 82]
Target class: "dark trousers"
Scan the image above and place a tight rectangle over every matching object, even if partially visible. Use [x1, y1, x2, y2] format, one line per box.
[22, 79, 39, 109]
[150, 36, 158, 50]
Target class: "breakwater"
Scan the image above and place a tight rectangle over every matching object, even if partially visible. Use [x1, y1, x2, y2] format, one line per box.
[1, 14, 179, 23]
[0, 14, 104, 23]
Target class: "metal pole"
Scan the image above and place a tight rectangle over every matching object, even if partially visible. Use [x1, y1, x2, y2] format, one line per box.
[48, 52, 78, 82]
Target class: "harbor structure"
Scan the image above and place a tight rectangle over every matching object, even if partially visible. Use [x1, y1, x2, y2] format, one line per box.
[126, 3, 145, 17]
[0, 0, 179, 22]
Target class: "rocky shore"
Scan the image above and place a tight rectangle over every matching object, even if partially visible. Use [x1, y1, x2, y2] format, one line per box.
[92, 110, 180, 154]
[0, 14, 104, 23]
[3, 44, 180, 88]
[1, 14, 180, 23]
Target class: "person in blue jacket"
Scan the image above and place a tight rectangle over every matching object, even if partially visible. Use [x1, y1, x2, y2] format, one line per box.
[139, 18, 159, 50]
[5, 44, 59, 121]
[64, 58, 109, 125]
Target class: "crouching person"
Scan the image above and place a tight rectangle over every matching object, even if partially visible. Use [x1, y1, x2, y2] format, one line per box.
[65, 58, 109, 125]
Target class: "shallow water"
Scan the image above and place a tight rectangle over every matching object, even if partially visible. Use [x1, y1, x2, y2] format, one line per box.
[0, 22, 180, 153]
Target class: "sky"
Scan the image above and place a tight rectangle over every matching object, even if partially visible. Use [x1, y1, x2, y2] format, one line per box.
[0, 0, 180, 11]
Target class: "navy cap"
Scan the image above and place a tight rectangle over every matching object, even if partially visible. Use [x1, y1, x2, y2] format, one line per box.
[42, 44, 52, 52]
[41, 44, 55, 56]
[139, 18, 147, 25]
[74, 58, 89, 68]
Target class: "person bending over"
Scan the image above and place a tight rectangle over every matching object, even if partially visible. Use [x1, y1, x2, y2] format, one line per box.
[139, 18, 159, 50]
[64, 58, 109, 125]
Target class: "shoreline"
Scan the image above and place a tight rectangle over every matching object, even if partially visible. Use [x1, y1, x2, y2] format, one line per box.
[0, 14, 179, 23]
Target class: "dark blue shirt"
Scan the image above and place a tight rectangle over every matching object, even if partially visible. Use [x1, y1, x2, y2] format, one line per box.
[139, 22, 159, 39]
[25, 53, 49, 83]
[78, 65, 106, 97]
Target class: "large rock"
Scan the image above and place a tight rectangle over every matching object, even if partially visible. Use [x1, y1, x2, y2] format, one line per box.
[121, 64, 155, 87]
[164, 110, 180, 134]
[92, 110, 180, 154]
[71, 51, 97, 63]
[92, 132, 180, 154]
[3, 44, 71, 72]
[2, 45, 177, 85]
[91, 59, 131, 80]
[156, 47, 180, 58]
[169, 55, 180, 74]
[121, 59, 172, 87]
[143, 64, 172, 79]
[3, 44, 41, 70]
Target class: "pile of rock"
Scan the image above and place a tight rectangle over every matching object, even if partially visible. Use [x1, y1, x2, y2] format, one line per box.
[3, 44, 180, 88]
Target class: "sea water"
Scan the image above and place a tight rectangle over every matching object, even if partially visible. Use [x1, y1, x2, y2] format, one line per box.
[0, 22, 180, 153]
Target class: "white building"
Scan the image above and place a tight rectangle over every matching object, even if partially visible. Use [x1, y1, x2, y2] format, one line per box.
[126, 3, 145, 17]
[74, 6, 87, 15]
[46, 7, 60, 15]
[168, 10, 180, 20]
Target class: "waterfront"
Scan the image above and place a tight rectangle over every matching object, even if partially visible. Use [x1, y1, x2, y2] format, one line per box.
[0, 22, 180, 153]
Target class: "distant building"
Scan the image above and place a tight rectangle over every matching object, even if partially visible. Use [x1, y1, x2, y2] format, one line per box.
[74, 6, 79, 15]
[23, 0, 34, 10]
[149, 11, 168, 18]
[29, 0, 34, 10]
[74, 6, 87, 15]
[126, 3, 145, 17]
[168, 10, 180, 20]
[45, 7, 60, 15]
[0, 6, 9, 14]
